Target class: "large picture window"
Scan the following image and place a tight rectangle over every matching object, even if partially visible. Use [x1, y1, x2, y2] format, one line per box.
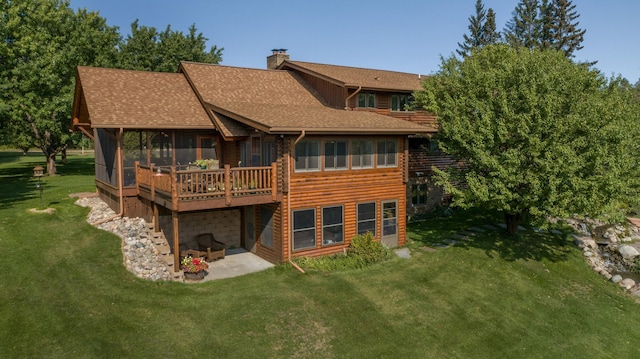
[322, 206, 344, 246]
[294, 141, 320, 172]
[324, 140, 348, 170]
[357, 202, 376, 236]
[292, 209, 316, 250]
[377, 140, 397, 167]
[352, 140, 374, 169]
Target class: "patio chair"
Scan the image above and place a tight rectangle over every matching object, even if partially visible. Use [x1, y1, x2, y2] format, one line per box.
[194, 233, 226, 262]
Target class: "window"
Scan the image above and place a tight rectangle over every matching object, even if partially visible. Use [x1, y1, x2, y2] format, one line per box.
[357, 202, 376, 236]
[352, 140, 374, 169]
[377, 140, 397, 167]
[322, 206, 344, 246]
[292, 209, 316, 250]
[324, 140, 348, 170]
[411, 183, 427, 205]
[263, 139, 276, 166]
[199, 136, 218, 161]
[294, 141, 320, 172]
[260, 206, 274, 248]
[357, 93, 376, 108]
[391, 94, 413, 111]
[251, 136, 261, 166]
[383, 201, 397, 236]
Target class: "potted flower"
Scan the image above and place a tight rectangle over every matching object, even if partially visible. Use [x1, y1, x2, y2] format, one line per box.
[181, 256, 209, 280]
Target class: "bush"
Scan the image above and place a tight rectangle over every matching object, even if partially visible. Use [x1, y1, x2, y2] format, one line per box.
[347, 232, 391, 266]
[293, 233, 392, 272]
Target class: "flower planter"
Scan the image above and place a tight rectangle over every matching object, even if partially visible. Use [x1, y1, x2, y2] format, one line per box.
[184, 271, 206, 280]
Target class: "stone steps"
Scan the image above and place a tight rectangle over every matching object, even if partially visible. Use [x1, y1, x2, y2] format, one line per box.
[148, 225, 184, 281]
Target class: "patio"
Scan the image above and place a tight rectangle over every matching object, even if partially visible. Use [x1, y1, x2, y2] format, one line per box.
[195, 248, 275, 282]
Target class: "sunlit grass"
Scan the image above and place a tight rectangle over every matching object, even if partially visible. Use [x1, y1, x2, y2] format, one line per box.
[1, 151, 639, 358]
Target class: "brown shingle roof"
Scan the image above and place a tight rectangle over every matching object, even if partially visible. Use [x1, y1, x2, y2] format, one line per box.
[279, 60, 425, 91]
[74, 66, 212, 129]
[180, 62, 429, 135]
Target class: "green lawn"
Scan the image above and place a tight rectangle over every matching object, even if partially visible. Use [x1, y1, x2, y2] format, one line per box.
[1, 151, 639, 358]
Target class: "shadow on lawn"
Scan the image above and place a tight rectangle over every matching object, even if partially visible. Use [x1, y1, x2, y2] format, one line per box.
[464, 230, 572, 263]
[0, 152, 94, 210]
[409, 208, 573, 263]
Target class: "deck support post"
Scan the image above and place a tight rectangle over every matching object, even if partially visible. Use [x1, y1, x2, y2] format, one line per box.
[172, 210, 180, 269]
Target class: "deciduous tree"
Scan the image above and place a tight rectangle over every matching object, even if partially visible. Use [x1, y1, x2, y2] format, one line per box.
[0, 0, 120, 174]
[414, 45, 640, 234]
[118, 20, 223, 72]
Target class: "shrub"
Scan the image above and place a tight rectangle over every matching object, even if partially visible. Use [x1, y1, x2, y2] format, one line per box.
[347, 232, 391, 266]
[293, 232, 392, 272]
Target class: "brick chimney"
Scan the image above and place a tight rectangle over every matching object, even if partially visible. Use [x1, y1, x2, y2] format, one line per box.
[267, 49, 289, 69]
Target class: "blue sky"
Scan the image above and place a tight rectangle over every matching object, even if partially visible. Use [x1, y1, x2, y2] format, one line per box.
[69, 0, 639, 82]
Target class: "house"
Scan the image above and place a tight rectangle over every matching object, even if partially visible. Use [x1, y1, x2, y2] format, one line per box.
[71, 52, 432, 270]
[268, 50, 454, 215]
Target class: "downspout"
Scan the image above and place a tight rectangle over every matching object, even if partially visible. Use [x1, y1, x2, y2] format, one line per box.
[93, 127, 124, 225]
[344, 86, 362, 110]
[287, 130, 306, 272]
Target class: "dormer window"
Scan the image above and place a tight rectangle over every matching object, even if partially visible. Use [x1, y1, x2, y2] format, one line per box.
[391, 94, 413, 112]
[357, 93, 376, 108]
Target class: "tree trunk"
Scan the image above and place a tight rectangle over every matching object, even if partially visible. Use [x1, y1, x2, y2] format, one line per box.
[504, 212, 522, 236]
[61, 148, 67, 164]
[46, 153, 57, 176]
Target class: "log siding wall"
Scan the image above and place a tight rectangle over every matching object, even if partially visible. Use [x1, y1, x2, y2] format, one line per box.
[280, 135, 407, 259]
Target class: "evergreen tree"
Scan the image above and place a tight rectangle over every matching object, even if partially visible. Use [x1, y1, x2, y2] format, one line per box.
[504, 0, 542, 50]
[483, 8, 501, 45]
[544, 0, 586, 57]
[457, 0, 500, 57]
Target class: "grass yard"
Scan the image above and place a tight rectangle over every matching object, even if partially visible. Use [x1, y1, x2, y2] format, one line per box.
[1, 151, 640, 358]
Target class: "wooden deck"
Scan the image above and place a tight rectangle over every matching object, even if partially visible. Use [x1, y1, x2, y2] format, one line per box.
[135, 162, 280, 211]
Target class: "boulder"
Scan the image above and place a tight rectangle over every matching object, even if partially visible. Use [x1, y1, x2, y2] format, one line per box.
[617, 245, 640, 260]
[611, 274, 623, 283]
[620, 278, 636, 290]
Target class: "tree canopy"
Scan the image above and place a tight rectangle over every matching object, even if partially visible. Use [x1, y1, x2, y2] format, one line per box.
[0, 0, 120, 173]
[414, 45, 640, 234]
[0, 0, 223, 174]
[118, 20, 222, 72]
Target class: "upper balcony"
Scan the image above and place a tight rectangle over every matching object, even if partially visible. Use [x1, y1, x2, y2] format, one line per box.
[135, 162, 280, 212]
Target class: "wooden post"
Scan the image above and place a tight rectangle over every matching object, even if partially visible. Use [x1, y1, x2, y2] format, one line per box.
[271, 162, 277, 201]
[150, 163, 156, 201]
[224, 164, 231, 206]
[134, 161, 140, 195]
[173, 210, 180, 269]
[153, 203, 159, 233]
[171, 166, 178, 210]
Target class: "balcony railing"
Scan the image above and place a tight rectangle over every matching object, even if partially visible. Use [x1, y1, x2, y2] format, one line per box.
[135, 161, 278, 209]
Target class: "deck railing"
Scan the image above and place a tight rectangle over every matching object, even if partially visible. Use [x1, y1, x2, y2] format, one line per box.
[135, 162, 277, 207]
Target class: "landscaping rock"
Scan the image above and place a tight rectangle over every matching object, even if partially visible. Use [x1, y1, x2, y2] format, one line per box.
[394, 247, 411, 259]
[75, 195, 172, 282]
[611, 274, 623, 283]
[620, 278, 636, 290]
[617, 245, 640, 260]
